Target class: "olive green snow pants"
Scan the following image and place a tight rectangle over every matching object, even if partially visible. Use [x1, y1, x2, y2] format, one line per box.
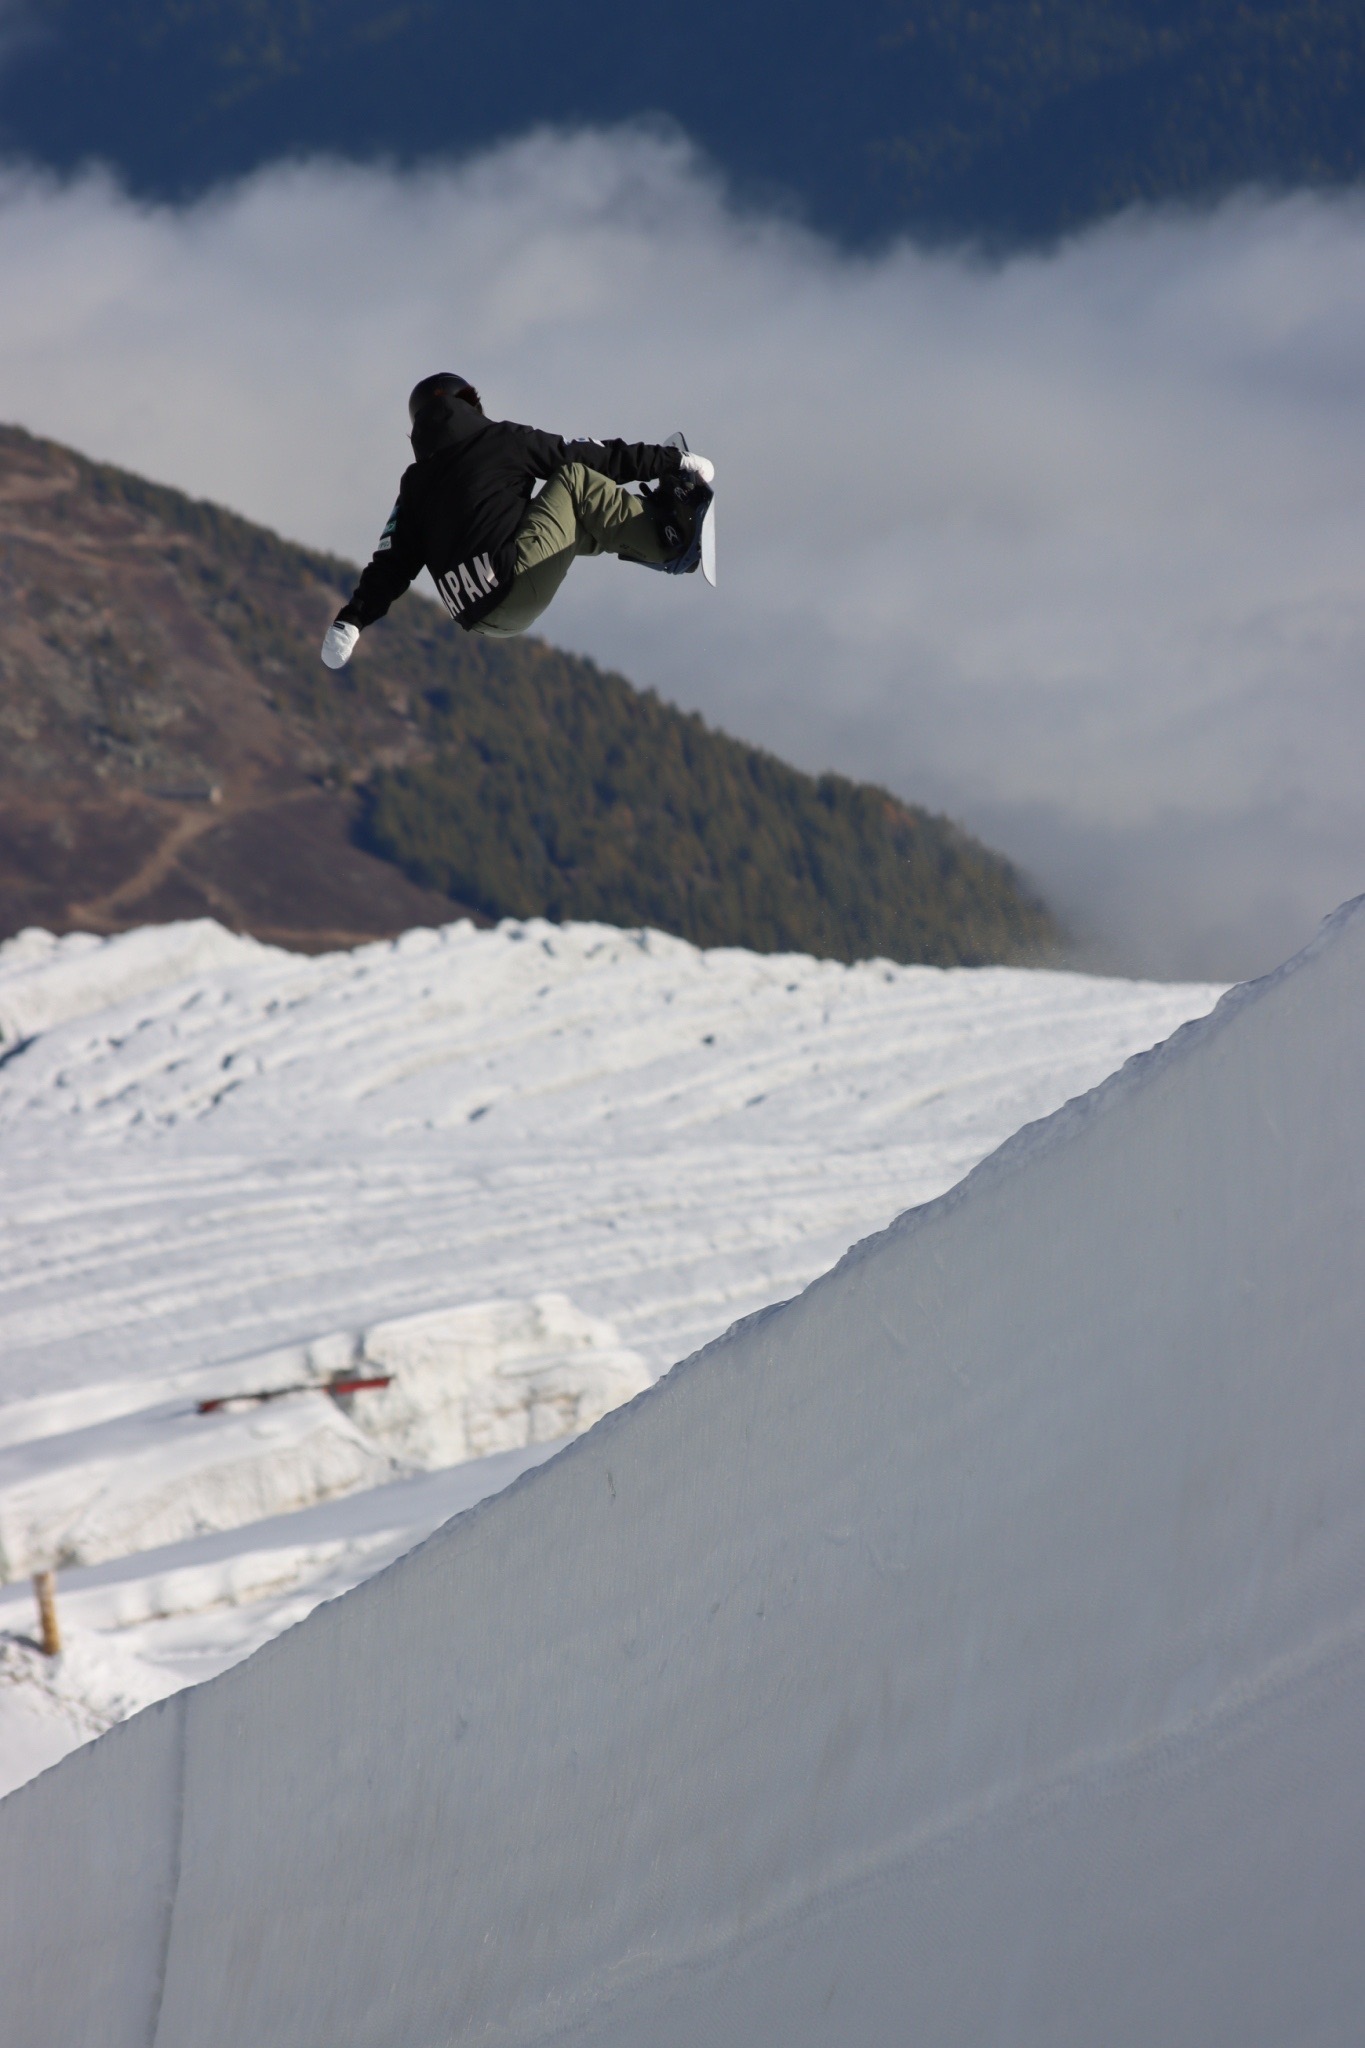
[470, 462, 669, 639]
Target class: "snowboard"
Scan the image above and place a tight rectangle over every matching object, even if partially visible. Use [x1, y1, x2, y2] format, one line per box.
[664, 431, 716, 587]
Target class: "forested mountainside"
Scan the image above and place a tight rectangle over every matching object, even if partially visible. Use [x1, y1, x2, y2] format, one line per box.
[0, 425, 1056, 963]
[0, 1, 1360, 242]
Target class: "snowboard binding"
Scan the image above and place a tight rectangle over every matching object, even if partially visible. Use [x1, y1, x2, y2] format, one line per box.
[642, 470, 714, 575]
[633, 432, 716, 583]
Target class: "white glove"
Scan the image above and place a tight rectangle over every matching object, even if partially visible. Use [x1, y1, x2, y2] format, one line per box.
[320, 621, 359, 670]
[680, 451, 715, 485]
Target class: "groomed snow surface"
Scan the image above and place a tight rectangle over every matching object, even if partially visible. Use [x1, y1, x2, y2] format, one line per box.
[7, 896, 1365, 2047]
[0, 917, 1218, 1801]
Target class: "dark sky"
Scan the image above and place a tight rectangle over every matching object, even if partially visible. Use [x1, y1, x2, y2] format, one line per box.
[1, 1, 930, 237]
[3, 1, 1364, 242]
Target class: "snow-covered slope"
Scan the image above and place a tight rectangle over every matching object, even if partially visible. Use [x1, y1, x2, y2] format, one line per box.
[0, 915, 1216, 1798]
[3, 903, 1359, 2047]
[0, 917, 1215, 1396]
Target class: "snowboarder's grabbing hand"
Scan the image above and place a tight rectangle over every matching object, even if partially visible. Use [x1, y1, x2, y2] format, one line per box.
[320, 373, 714, 669]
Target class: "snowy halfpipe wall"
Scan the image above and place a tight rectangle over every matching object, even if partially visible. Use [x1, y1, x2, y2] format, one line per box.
[4, 902, 1365, 2048]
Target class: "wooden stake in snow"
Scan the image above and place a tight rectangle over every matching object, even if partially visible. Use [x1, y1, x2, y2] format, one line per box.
[33, 1570, 61, 1658]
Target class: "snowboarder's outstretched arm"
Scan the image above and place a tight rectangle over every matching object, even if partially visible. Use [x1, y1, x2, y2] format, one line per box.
[549, 431, 713, 489]
[510, 425, 683, 489]
[322, 493, 427, 662]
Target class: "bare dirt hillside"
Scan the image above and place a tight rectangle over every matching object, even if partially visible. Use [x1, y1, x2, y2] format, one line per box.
[0, 425, 466, 949]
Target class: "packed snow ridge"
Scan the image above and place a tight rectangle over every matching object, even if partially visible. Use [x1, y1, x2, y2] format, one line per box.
[0, 1295, 648, 1581]
[0, 916, 1219, 1801]
[0, 913, 1221, 1793]
[5, 898, 1362, 2046]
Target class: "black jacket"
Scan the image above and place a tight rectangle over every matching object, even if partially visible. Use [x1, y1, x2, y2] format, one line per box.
[336, 395, 683, 633]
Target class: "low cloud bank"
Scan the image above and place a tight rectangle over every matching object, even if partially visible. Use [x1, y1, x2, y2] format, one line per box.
[2, 131, 1364, 977]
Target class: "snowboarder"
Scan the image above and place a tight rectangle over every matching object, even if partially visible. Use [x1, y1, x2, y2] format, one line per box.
[320, 373, 715, 668]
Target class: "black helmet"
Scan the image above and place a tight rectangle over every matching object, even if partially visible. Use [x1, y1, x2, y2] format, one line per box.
[408, 372, 479, 425]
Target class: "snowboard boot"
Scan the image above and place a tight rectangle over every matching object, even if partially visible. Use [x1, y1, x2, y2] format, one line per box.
[630, 470, 714, 575]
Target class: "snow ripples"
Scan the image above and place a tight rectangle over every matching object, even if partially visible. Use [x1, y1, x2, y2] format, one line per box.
[0, 915, 1221, 1793]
